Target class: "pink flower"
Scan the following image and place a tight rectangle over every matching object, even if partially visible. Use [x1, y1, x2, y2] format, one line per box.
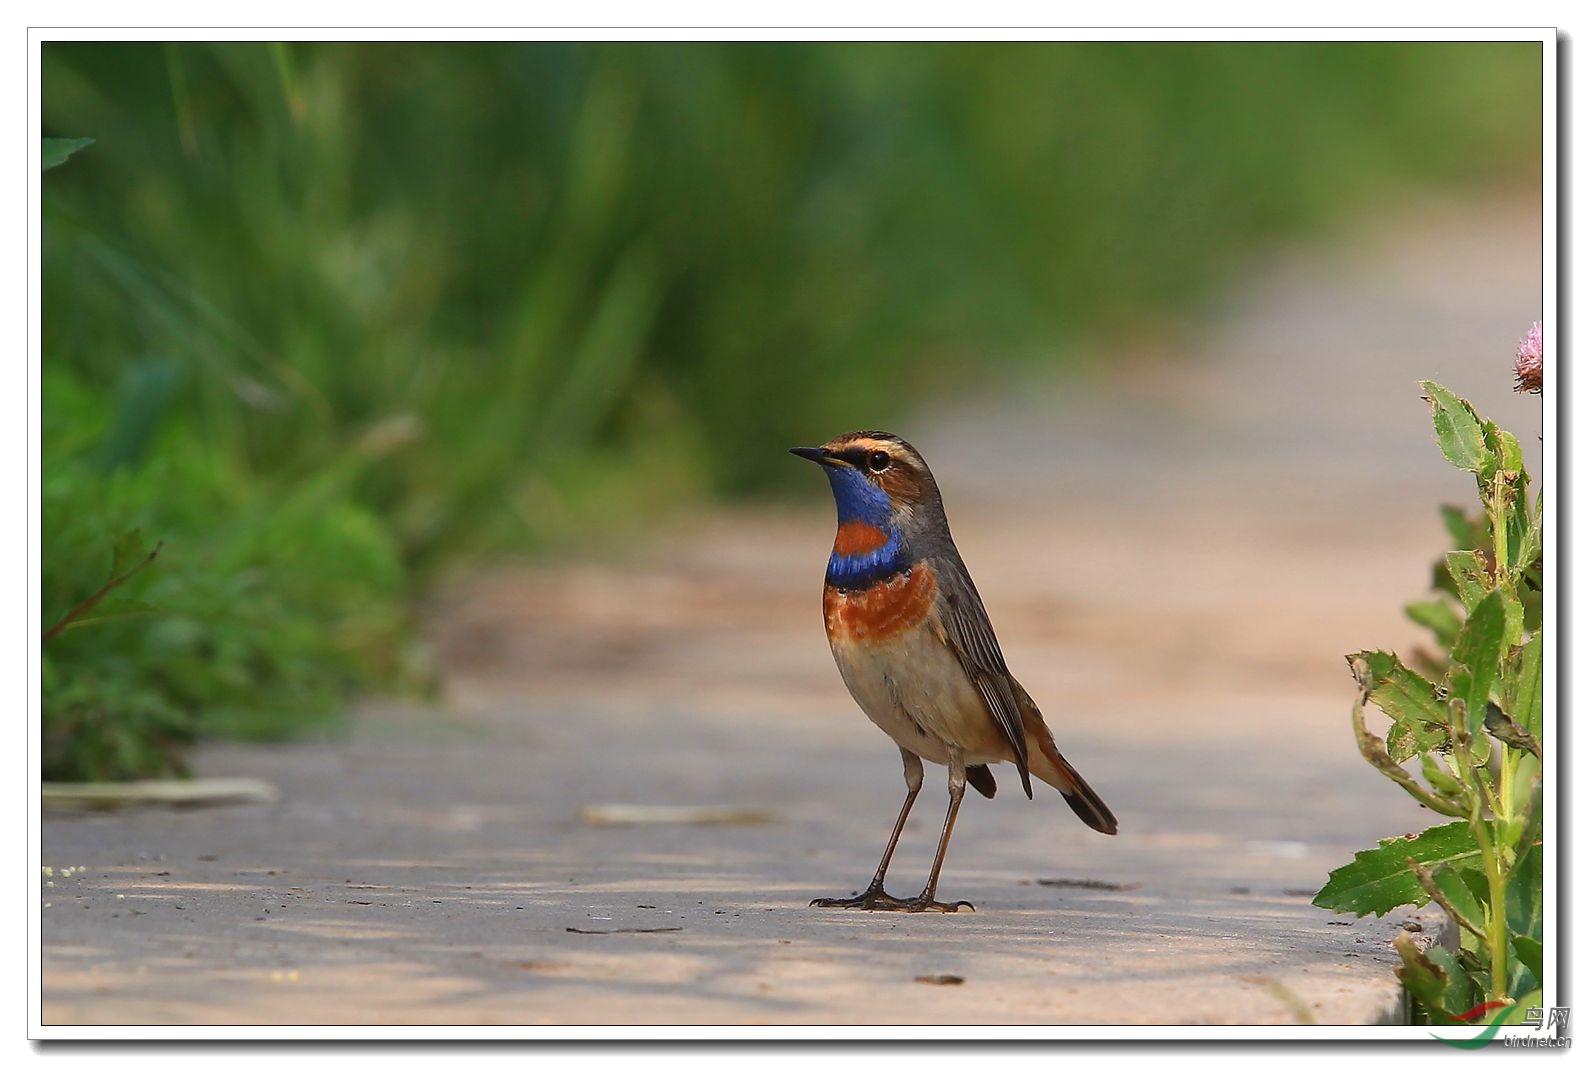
[1514, 321, 1542, 393]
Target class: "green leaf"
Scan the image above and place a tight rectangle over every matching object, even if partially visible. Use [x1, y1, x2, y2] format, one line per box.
[1444, 551, 1491, 610]
[1350, 651, 1445, 725]
[1509, 632, 1542, 737]
[1451, 592, 1507, 718]
[1405, 596, 1463, 649]
[1459, 867, 1491, 908]
[42, 136, 94, 171]
[1506, 843, 1542, 943]
[1423, 380, 1495, 479]
[1491, 425, 1527, 480]
[1503, 759, 1541, 859]
[1497, 582, 1526, 653]
[1314, 821, 1485, 917]
[1418, 754, 1465, 797]
[1513, 524, 1542, 573]
[1386, 723, 1418, 763]
[1349, 650, 1449, 756]
[1432, 864, 1487, 935]
[1513, 490, 1544, 577]
[1429, 943, 1479, 1018]
[1512, 935, 1543, 987]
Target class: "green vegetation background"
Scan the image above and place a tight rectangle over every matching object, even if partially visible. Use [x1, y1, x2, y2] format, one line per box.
[40, 42, 1540, 779]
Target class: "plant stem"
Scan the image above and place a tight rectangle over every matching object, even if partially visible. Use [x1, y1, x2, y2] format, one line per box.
[41, 542, 163, 642]
[1491, 481, 1509, 571]
[1447, 709, 1509, 1009]
[1474, 813, 1508, 1004]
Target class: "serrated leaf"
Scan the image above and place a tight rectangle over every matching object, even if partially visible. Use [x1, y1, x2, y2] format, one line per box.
[1451, 593, 1506, 719]
[1314, 821, 1485, 917]
[1405, 596, 1463, 649]
[1423, 380, 1495, 479]
[1444, 551, 1490, 610]
[42, 136, 94, 171]
[1349, 650, 1449, 756]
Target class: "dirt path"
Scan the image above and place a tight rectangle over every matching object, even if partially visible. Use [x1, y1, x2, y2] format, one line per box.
[39, 195, 1540, 1027]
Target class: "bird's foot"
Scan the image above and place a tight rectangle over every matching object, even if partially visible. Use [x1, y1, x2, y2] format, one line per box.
[809, 887, 974, 912]
[901, 895, 974, 913]
[809, 885, 913, 911]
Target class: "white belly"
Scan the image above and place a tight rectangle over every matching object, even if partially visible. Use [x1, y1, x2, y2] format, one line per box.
[828, 622, 1006, 765]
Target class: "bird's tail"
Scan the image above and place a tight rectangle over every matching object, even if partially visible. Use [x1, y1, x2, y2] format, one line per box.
[1015, 684, 1117, 835]
[1031, 733, 1118, 835]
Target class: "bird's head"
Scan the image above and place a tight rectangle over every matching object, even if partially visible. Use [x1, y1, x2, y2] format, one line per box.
[789, 430, 942, 537]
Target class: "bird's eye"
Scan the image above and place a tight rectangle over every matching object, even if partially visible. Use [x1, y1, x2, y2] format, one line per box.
[867, 450, 890, 472]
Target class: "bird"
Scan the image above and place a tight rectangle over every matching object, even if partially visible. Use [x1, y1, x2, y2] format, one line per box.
[790, 430, 1116, 912]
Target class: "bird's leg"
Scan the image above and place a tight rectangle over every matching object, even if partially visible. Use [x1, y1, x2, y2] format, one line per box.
[811, 750, 922, 910]
[902, 751, 974, 913]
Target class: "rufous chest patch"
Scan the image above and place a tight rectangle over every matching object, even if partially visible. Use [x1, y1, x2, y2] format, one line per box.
[824, 563, 938, 644]
[832, 519, 891, 556]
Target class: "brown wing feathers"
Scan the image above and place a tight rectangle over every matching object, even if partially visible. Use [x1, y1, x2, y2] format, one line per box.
[933, 551, 1117, 832]
[931, 555, 1034, 798]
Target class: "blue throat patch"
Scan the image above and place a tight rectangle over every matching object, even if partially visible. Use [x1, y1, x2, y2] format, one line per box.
[822, 465, 908, 588]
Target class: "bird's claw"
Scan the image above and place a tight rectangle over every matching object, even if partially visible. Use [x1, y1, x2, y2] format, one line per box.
[810, 889, 973, 913]
[809, 888, 911, 910]
[905, 897, 974, 913]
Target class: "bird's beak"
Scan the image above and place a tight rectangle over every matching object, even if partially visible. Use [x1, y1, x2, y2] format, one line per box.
[789, 446, 836, 466]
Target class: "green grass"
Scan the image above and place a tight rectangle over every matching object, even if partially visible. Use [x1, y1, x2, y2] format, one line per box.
[40, 42, 1541, 776]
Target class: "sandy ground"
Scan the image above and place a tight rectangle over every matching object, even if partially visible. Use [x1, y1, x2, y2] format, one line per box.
[38, 193, 1540, 1027]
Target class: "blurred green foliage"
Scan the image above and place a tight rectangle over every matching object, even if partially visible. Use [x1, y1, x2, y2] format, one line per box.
[42, 357, 414, 778]
[41, 42, 1540, 777]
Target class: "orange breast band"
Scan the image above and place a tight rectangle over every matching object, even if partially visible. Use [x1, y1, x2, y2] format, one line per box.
[833, 520, 891, 556]
[824, 563, 937, 643]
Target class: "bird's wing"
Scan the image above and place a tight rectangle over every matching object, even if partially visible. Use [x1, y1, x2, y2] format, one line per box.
[930, 552, 1034, 798]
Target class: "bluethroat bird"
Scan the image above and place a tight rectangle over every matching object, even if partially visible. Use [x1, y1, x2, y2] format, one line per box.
[791, 431, 1117, 913]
